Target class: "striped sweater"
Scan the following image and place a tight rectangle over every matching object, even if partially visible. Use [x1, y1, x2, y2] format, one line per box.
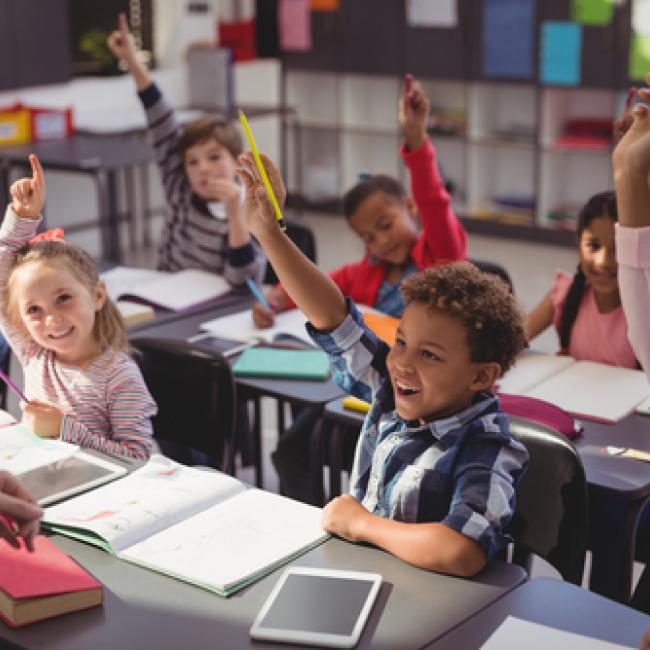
[0, 208, 156, 460]
[139, 83, 266, 284]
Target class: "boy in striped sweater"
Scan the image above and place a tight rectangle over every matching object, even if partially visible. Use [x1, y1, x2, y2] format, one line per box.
[107, 14, 265, 284]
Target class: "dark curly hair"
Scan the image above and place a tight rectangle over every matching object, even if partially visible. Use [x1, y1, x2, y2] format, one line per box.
[558, 191, 617, 352]
[342, 174, 406, 218]
[400, 262, 526, 375]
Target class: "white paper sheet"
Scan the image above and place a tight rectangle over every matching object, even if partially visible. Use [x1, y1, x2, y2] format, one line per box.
[406, 0, 457, 28]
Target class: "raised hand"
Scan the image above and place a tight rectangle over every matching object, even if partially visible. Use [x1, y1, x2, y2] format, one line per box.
[236, 151, 287, 241]
[106, 12, 138, 67]
[0, 471, 43, 552]
[612, 78, 650, 176]
[399, 74, 430, 152]
[10, 154, 45, 219]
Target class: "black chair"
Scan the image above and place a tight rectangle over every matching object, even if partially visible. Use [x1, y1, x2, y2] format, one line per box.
[506, 415, 588, 585]
[263, 216, 317, 284]
[131, 337, 237, 473]
[470, 257, 514, 293]
[0, 344, 11, 411]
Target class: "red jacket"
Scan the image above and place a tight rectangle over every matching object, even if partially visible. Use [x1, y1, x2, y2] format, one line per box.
[284, 138, 467, 309]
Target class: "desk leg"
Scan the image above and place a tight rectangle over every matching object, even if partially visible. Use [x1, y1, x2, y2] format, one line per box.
[96, 169, 122, 263]
[253, 395, 263, 488]
[124, 167, 136, 250]
[588, 491, 648, 603]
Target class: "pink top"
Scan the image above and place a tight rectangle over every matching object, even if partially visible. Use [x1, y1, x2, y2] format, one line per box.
[551, 270, 637, 368]
[616, 224, 650, 381]
[0, 208, 156, 459]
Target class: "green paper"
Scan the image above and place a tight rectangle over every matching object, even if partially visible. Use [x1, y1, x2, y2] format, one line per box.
[630, 33, 650, 81]
[571, 0, 614, 26]
[233, 347, 330, 380]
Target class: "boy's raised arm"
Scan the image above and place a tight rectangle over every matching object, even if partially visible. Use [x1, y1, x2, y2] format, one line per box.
[107, 13, 151, 91]
[237, 152, 348, 332]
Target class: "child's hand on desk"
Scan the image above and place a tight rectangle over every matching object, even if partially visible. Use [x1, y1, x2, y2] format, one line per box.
[322, 494, 372, 543]
[236, 151, 286, 240]
[252, 286, 289, 328]
[0, 471, 42, 551]
[106, 12, 139, 68]
[400, 75, 429, 152]
[10, 154, 45, 219]
[21, 400, 64, 440]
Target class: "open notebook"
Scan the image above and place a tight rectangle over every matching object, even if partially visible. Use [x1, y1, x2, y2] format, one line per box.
[42, 455, 328, 597]
[200, 305, 389, 348]
[101, 266, 230, 312]
[496, 355, 650, 423]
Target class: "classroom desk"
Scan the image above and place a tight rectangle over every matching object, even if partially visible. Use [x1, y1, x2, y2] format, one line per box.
[0, 535, 526, 650]
[320, 398, 650, 605]
[0, 135, 154, 263]
[131, 304, 347, 488]
[425, 577, 650, 649]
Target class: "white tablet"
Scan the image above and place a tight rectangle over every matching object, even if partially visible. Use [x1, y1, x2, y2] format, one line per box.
[250, 567, 382, 649]
[18, 451, 128, 506]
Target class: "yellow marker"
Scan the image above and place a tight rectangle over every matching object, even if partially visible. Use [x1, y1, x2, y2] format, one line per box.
[238, 109, 285, 231]
[342, 396, 371, 414]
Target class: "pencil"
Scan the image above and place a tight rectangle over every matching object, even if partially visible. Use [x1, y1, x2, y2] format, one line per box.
[238, 109, 286, 231]
[245, 276, 271, 311]
[0, 368, 28, 403]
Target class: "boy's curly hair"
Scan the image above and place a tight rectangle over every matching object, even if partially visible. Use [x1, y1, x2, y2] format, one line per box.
[177, 115, 243, 160]
[400, 262, 525, 375]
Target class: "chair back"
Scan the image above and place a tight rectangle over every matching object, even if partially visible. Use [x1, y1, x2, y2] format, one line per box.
[507, 415, 588, 584]
[264, 217, 316, 284]
[470, 257, 514, 293]
[0, 341, 11, 410]
[131, 337, 237, 473]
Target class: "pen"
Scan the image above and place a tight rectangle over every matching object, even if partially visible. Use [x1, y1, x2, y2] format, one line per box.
[0, 369, 28, 403]
[238, 109, 286, 231]
[245, 276, 271, 311]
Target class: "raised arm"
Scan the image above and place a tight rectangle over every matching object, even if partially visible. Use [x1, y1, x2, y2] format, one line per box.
[107, 13, 151, 91]
[613, 78, 650, 379]
[399, 77, 467, 262]
[524, 291, 554, 343]
[237, 152, 347, 331]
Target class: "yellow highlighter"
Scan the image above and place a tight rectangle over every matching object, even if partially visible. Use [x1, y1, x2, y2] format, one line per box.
[238, 109, 285, 231]
[342, 396, 371, 414]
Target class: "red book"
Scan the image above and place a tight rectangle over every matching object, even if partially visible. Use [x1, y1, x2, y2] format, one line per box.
[0, 535, 102, 627]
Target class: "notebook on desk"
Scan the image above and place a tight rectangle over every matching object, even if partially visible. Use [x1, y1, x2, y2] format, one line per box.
[101, 266, 230, 312]
[41, 455, 328, 598]
[496, 355, 650, 423]
[233, 347, 330, 380]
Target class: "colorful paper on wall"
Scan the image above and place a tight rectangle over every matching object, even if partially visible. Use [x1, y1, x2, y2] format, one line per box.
[633, 0, 650, 37]
[630, 34, 650, 81]
[310, 0, 338, 11]
[540, 21, 582, 86]
[406, 0, 457, 28]
[571, 0, 614, 26]
[278, 0, 312, 52]
[482, 0, 535, 79]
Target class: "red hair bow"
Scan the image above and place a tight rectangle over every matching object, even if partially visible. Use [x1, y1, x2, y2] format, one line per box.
[29, 228, 65, 244]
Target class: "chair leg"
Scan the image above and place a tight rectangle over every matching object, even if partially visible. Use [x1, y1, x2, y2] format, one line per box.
[309, 419, 333, 507]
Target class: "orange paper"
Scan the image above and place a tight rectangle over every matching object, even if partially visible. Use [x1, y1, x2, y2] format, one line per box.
[310, 0, 339, 11]
[363, 313, 399, 346]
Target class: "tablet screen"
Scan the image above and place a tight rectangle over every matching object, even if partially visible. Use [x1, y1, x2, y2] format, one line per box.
[19, 453, 127, 505]
[251, 568, 381, 648]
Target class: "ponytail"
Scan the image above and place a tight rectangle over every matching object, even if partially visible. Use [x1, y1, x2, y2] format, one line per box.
[558, 265, 586, 353]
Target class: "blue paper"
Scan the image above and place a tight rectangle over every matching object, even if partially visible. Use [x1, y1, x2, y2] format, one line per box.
[482, 0, 535, 79]
[541, 21, 582, 86]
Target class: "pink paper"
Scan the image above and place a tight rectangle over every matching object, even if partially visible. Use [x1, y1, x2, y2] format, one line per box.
[279, 0, 312, 52]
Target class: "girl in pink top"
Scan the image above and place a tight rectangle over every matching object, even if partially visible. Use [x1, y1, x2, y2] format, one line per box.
[0, 155, 156, 459]
[525, 191, 636, 368]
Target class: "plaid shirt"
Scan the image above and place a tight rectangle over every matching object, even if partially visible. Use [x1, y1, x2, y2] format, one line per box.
[309, 300, 529, 560]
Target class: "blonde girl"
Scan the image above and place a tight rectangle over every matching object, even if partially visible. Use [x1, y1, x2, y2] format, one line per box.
[0, 155, 155, 459]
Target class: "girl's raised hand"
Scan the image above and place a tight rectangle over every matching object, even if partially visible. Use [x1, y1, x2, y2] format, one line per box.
[10, 154, 45, 219]
[400, 75, 429, 151]
[236, 151, 286, 239]
[106, 12, 138, 66]
[613, 78, 650, 176]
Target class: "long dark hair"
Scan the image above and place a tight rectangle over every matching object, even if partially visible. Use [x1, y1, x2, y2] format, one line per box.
[558, 191, 617, 352]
